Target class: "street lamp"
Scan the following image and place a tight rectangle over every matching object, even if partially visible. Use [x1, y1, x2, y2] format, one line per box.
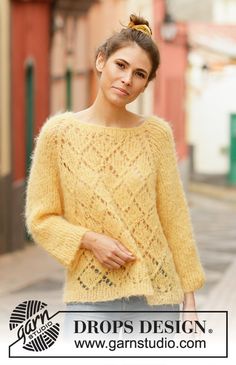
[160, 12, 177, 42]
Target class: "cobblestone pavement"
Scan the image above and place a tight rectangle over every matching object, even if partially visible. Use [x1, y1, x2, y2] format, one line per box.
[188, 192, 236, 311]
[1, 191, 235, 364]
[187, 192, 236, 365]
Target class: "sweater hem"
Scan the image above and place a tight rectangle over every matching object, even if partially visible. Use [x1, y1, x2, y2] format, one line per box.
[63, 289, 184, 306]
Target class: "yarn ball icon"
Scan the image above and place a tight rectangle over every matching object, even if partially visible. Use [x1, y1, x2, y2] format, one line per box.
[9, 300, 60, 352]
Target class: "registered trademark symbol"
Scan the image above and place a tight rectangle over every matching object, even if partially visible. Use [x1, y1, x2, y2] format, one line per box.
[208, 328, 213, 334]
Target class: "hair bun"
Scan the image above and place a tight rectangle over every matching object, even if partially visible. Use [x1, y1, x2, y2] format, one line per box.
[127, 14, 152, 37]
[129, 14, 149, 27]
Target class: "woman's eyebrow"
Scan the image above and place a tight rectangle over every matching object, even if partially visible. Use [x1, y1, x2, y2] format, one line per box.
[117, 59, 148, 74]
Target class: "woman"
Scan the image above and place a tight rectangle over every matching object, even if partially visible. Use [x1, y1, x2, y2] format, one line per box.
[25, 14, 205, 341]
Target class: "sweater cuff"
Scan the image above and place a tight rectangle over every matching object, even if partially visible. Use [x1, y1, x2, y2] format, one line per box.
[52, 225, 92, 268]
[180, 269, 206, 293]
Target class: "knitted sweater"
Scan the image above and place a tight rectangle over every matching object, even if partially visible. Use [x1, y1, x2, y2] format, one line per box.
[25, 111, 205, 305]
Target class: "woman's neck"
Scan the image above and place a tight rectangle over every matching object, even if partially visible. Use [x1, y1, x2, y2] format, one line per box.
[88, 90, 134, 127]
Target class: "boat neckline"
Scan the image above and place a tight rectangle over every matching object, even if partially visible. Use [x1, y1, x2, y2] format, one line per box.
[68, 111, 153, 131]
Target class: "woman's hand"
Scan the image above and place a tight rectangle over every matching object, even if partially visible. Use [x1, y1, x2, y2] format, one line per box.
[182, 292, 200, 337]
[81, 231, 136, 269]
[182, 306, 199, 323]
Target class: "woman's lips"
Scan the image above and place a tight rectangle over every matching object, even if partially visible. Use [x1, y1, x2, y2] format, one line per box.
[112, 87, 129, 96]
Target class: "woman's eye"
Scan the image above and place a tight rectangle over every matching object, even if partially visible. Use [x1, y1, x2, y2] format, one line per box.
[136, 72, 145, 78]
[116, 62, 145, 78]
[116, 62, 125, 68]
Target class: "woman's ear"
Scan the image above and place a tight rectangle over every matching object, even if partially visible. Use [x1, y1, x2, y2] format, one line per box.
[95, 52, 106, 72]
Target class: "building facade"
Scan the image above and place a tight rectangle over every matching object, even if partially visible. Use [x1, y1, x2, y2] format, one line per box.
[0, 0, 11, 254]
[1, 0, 127, 254]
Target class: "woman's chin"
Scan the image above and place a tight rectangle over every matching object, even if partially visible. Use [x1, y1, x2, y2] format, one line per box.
[107, 96, 129, 107]
[109, 93, 138, 106]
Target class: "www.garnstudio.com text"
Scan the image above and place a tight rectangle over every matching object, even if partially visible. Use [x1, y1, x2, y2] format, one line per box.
[73, 337, 206, 351]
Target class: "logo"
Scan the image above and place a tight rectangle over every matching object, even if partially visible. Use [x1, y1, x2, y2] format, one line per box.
[9, 300, 60, 352]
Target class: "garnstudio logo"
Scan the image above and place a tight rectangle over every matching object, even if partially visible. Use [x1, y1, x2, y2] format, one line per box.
[9, 300, 60, 352]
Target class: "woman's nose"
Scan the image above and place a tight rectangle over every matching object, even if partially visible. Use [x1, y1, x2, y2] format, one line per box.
[122, 72, 132, 85]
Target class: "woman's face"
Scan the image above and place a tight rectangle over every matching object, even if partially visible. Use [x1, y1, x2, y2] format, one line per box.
[96, 43, 152, 106]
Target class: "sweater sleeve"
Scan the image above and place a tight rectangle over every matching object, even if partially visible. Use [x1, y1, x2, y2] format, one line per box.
[24, 116, 91, 268]
[155, 122, 205, 293]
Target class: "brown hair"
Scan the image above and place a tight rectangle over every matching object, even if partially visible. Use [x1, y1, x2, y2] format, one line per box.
[95, 14, 160, 83]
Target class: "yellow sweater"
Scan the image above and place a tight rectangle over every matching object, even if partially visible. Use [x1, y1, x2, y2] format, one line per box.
[25, 111, 205, 305]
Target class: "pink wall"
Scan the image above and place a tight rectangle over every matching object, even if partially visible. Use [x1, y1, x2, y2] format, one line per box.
[11, 0, 51, 181]
[153, 0, 188, 160]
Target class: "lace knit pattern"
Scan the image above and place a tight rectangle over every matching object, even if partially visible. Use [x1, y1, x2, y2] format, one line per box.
[25, 111, 205, 305]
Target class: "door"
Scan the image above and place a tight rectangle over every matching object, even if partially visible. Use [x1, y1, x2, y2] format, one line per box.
[229, 114, 236, 185]
[25, 62, 35, 240]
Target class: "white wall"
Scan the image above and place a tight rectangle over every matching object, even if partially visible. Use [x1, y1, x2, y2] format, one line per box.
[167, 0, 213, 22]
[187, 58, 236, 175]
[213, 0, 236, 24]
[167, 0, 236, 23]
